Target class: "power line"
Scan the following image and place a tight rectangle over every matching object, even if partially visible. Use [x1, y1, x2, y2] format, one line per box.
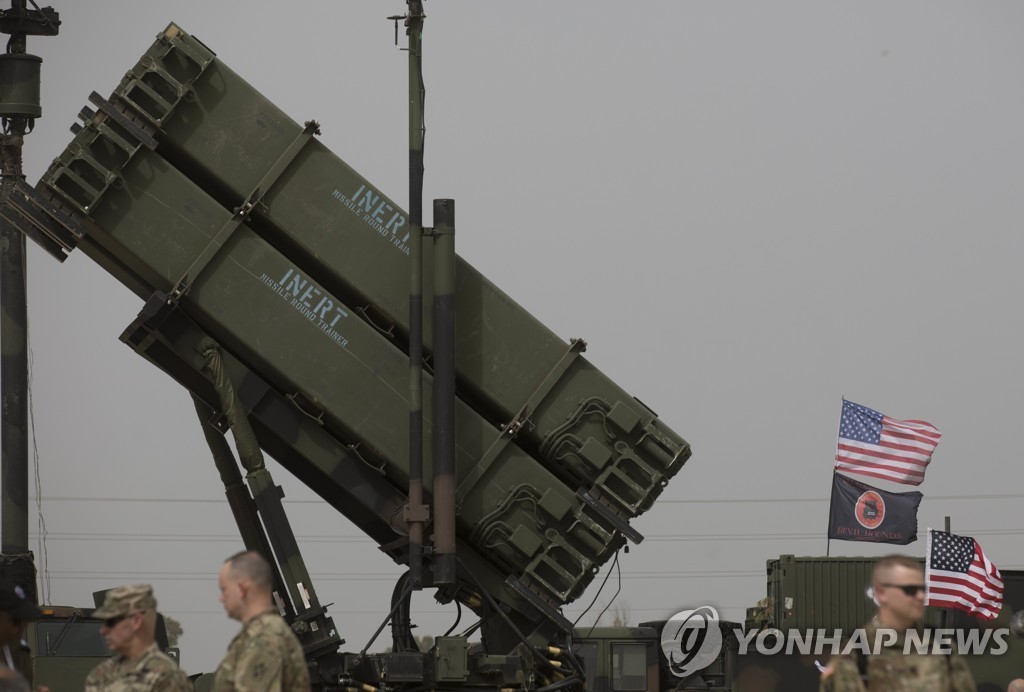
[43, 569, 767, 581]
[28, 533, 364, 544]
[46, 569, 767, 577]
[125, 605, 760, 616]
[27, 492, 1024, 504]
[43, 568, 1024, 587]
[29, 527, 1024, 543]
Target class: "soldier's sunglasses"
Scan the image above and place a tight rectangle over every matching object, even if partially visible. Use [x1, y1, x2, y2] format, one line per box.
[881, 583, 927, 596]
[102, 615, 127, 628]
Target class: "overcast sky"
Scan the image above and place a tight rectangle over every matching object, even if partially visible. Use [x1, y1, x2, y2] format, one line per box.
[6, 0, 1023, 676]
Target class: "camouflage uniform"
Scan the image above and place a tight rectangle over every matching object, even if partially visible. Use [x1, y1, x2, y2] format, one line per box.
[820, 618, 975, 692]
[84, 643, 191, 692]
[213, 609, 310, 691]
[86, 584, 191, 692]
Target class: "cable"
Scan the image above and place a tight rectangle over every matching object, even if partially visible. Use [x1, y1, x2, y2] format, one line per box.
[536, 678, 582, 692]
[26, 325, 50, 604]
[572, 550, 619, 628]
[453, 556, 565, 678]
[390, 571, 417, 653]
[442, 599, 462, 637]
[459, 619, 482, 639]
[360, 572, 413, 657]
[585, 554, 622, 639]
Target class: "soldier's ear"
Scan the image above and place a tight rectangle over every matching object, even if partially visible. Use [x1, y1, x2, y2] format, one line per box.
[866, 586, 879, 606]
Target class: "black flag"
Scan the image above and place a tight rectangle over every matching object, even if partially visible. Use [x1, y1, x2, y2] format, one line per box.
[827, 472, 922, 545]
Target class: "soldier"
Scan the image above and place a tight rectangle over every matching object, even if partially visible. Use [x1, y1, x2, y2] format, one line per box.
[819, 554, 975, 691]
[213, 551, 310, 691]
[85, 584, 191, 692]
[0, 583, 39, 679]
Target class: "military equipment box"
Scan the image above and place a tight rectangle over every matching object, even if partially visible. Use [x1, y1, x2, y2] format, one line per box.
[745, 556, 1024, 691]
[746, 554, 944, 632]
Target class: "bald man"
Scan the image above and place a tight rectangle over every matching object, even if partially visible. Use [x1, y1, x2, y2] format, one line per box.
[820, 554, 975, 691]
[213, 551, 310, 691]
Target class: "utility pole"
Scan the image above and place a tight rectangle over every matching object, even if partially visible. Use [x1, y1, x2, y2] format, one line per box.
[0, 0, 58, 604]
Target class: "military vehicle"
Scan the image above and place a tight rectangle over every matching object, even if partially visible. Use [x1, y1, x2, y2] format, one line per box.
[4, 7, 1019, 691]
[23, 605, 107, 689]
[3, 10, 707, 692]
[26, 601, 177, 691]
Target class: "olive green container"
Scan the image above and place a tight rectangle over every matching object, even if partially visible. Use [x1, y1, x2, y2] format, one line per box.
[40, 127, 625, 606]
[103, 23, 690, 520]
[26, 23, 694, 617]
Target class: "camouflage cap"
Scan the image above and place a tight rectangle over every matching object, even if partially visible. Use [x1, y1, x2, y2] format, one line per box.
[92, 584, 157, 619]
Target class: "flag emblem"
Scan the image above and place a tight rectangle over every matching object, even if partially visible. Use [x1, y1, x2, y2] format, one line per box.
[854, 490, 884, 530]
[827, 473, 921, 545]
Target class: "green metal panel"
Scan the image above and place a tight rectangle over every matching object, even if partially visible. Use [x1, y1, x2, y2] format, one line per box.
[434, 637, 469, 682]
[41, 124, 626, 605]
[0, 53, 42, 118]
[762, 555, 944, 632]
[16, 20, 696, 649]
[746, 560, 1024, 691]
[104, 23, 690, 521]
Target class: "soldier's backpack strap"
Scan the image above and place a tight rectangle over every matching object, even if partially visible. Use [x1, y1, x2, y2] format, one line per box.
[852, 626, 953, 685]
[842, 628, 870, 684]
[855, 645, 868, 682]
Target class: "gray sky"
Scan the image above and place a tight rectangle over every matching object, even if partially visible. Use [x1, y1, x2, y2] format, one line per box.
[7, 0, 1024, 676]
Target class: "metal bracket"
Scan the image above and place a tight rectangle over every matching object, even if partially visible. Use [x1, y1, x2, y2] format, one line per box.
[403, 503, 430, 523]
[456, 338, 587, 500]
[168, 120, 321, 301]
[43, 94, 158, 217]
[0, 180, 85, 261]
[158, 23, 216, 71]
[576, 489, 644, 544]
[285, 391, 325, 425]
[504, 575, 576, 636]
[119, 291, 176, 356]
[87, 91, 158, 150]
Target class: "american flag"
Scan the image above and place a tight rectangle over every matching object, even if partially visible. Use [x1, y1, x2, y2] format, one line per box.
[834, 400, 941, 486]
[926, 529, 1004, 620]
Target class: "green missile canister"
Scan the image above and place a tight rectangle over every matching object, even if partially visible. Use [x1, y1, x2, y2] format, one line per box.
[107, 24, 689, 521]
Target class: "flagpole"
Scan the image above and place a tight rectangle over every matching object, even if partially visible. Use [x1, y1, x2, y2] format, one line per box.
[826, 472, 835, 557]
[827, 397, 845, 557]
[940, 516, 951, 630]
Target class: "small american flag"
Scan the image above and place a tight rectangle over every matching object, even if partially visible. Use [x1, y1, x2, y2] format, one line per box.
[834, 400, 941, 486]
[926, 529, 1004, 620]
